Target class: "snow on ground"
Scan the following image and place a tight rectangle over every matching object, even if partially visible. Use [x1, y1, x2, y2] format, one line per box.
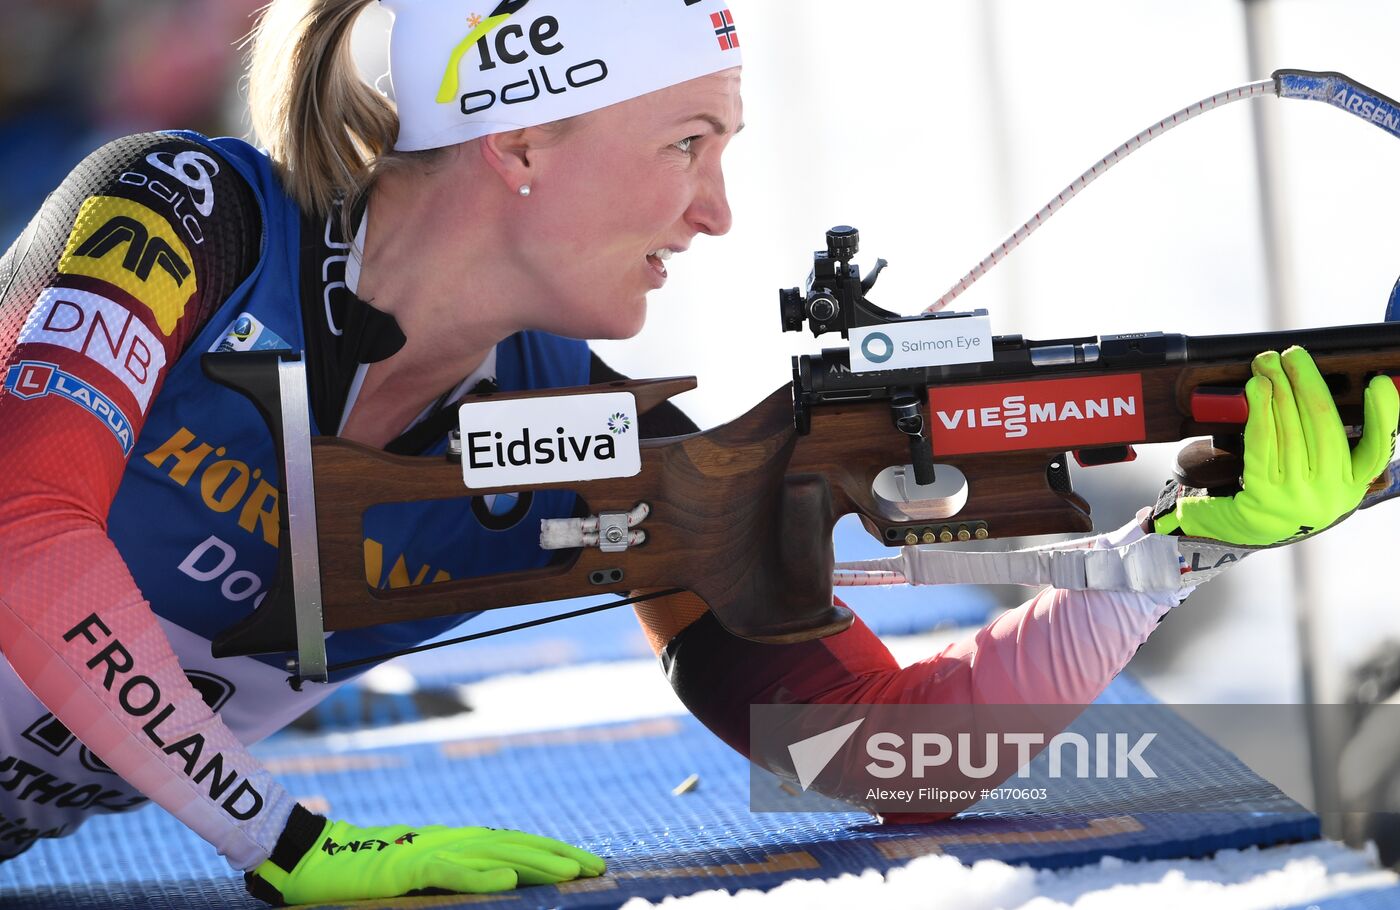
[618, 840, 1396, 910]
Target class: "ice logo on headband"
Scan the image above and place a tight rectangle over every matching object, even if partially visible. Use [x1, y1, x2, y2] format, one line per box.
[436, 0, 530, 103]
[388, 0, 741, 153]
[435, 0, 609, 116]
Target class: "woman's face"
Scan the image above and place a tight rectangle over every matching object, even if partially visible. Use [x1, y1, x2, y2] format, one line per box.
[509, 68, 743, 340]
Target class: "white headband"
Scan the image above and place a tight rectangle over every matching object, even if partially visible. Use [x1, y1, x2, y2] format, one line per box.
[380, 0, 743, 152]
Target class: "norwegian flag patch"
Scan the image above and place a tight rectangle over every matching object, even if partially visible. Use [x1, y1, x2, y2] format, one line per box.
[711, 9, 739, 51]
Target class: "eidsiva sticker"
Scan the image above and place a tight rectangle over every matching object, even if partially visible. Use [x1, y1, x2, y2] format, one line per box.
[849, 314, 994, 373]
[929, 373, 1146, 456]
[459, 391, 641, 488]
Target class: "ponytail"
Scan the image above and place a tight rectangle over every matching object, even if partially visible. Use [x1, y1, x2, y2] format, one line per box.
[245, 0, 398, 218]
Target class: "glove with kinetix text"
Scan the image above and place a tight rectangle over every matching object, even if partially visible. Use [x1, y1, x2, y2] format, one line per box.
[245, 806, 606, 905]
[1152, 346, 1398, 585]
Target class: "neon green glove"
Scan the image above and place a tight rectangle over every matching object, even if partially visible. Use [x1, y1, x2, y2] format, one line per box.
[1154, 346, 1398, 545]
[245, 813, 606, 906]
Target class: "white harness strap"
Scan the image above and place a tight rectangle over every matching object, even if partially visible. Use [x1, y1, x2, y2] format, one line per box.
[836, 532, 1185, 594]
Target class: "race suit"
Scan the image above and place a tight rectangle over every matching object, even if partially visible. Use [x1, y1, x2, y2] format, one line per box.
[0, 132, 1183, 869]
[0, 132, 596, 866]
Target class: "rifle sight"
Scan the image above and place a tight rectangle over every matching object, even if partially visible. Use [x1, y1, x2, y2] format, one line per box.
[779, 225, 979, 342]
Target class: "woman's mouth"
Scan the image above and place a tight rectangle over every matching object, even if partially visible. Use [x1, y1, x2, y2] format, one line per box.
[645, 248, 673, 285]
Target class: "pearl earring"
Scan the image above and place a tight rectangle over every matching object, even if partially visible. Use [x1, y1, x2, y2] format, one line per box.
[518, 185, 532, 197]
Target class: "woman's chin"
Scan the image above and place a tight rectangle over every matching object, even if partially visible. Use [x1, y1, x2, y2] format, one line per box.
[539, 295, 648, 342]
[594, 298, 649, 341]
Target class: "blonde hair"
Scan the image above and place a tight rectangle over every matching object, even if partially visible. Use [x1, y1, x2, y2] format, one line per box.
[245, 0, 406, 218]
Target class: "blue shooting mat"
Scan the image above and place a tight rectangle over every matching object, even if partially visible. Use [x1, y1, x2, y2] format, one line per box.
[0, 675, 1320, 910]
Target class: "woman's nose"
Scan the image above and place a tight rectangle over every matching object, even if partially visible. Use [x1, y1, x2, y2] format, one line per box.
[687, 166, 733, 237]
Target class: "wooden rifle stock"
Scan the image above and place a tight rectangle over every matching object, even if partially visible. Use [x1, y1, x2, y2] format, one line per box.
[206, 328, 1400, 667]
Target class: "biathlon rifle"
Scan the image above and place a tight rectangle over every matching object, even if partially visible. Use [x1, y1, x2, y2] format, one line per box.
[200, 223, 1400, 683]
[203, 70, 1400, 684]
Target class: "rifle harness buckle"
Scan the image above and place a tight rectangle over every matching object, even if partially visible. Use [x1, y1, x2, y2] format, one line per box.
[540, 502, 651, 551]
[598, 511, 633, 553]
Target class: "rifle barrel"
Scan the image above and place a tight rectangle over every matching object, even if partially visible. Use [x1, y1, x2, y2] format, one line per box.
[799, 322, 1400, 403]
[1184, 322, 1400, 361]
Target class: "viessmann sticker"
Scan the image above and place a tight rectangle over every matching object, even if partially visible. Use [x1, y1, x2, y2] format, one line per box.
[929, 374, 1146, 455]
[459, 391, 641, 488]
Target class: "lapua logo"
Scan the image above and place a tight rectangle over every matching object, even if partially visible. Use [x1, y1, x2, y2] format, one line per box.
[459, 391, 641, 488]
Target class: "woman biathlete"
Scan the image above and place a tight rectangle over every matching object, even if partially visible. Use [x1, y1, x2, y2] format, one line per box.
[0, 0, 1393, 904]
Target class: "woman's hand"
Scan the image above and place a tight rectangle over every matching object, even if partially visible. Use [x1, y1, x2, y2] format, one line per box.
[1154, 346, 1398, 545]
[246, 817, 606, 905]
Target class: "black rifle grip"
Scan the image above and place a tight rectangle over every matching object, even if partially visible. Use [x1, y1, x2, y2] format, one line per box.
[201, 351, 302, 658]
[1173, 436, 1245, 496]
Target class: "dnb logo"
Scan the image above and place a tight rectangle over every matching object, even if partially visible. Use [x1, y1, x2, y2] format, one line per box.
[18, 287, 166, 413]
[21, 670, 235, 776]
[58, 196, 196, 336]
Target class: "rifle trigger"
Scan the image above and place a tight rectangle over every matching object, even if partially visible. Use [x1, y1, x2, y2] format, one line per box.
[890, 392, 936, 485]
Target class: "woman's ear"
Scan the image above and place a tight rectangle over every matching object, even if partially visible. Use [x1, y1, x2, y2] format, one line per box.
[479, 128, 535, 194]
